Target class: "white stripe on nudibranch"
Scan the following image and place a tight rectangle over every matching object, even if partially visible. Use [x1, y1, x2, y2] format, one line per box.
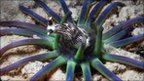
[86, 37, 90, 47]
[77, 27, 90, 48]
[47, 24, 56, 31]
[47, 24, 57, 35]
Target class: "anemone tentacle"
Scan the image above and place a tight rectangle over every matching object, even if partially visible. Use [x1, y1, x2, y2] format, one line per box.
[19, 6, 49, 27]
[58, 0, 74, 24]
[77, 0, 93, 27]
[81, 62, 92, 81]
[60, 11, 72, 24]
[104, 26, 134, 44]
[0, 28, 40, 37]
[66, 61, 76, 81]
[0, 38, 55, 56]
[30, 56, 66, 81]
[0, 21, 47, 35]
[74, 44, 85, 60]
[94, 27, 103, 55]
[103, 16, 144, 40]
[103, 54, 144, 69]
[0, 51, 59, 75]
[86, 0, 107, 27]
[34, 0, 62, 23]
[109, 34, 144, 48]
[91, 58, 122, 81]
[95, 2, 125, 31]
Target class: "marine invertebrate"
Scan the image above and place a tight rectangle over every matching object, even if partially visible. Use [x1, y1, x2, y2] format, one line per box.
[0, 0, 144, 81]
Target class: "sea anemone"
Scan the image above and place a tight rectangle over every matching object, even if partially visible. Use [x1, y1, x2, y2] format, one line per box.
[0, 0, 144, 81]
